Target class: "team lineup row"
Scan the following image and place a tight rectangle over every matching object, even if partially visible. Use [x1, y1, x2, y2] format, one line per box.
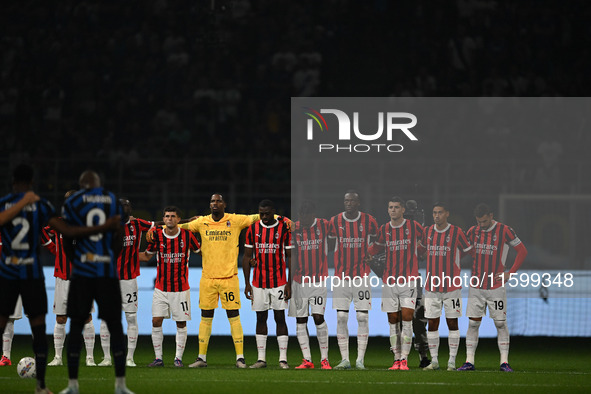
[0, 166, 526, 393]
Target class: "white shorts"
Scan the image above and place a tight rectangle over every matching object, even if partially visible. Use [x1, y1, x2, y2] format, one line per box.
[466, 287, 507, 321]
[53, 277, 71, 315]
[381, 281, 418, 313]
[288, 281, 328, 317]
[9, 296, 23, 320]
[332, 277, 372, 311]
[152, 288, 191, 321]
[251, 285, 288, 311]
[424, 289, 462, 319]
[120, 278, 139, 313]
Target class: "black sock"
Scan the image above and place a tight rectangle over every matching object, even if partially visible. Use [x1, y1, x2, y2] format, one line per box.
[31, 324, 47, 389]
[67, 319, 85, 380]
[106, 319, 126, 377]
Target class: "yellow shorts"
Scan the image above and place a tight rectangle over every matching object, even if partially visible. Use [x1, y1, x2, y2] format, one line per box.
[199, 275, 241, 310]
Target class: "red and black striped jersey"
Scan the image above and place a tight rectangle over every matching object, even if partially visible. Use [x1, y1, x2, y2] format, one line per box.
[329, 212, 378, 278]
[41, 226, 72, 280]
[424, 224, 472, 292]
[292, 218, 329, 284]
[117, 218, 154, 280]
[245, 218, 292, 289]
[376, 219, 424, 283]
[466, 221, 521, 290]
[146, 227, 200, 292]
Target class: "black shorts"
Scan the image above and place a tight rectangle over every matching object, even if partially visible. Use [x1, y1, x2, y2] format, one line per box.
[67, 276, 122, 321]
[0, 277, 47, 319]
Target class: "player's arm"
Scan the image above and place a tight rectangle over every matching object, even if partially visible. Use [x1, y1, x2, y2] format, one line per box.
[500, 236, 528, 281]
[0, 191, 40, 225]
[40, 227, 57, 256]
[138, 250, 154, 262]
[47, 216, 122, 239]
[242, 246, 254, 300]
[284, 247, 292, 300]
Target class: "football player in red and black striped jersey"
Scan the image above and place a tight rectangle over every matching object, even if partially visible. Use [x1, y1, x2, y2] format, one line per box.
[140, 206, 200, 367]
[98, 199, 155, 367]
[458, 203, 527, 373]
[423, 202, 473, 371]
[367, 196, 425, 370]
[243, 200, 292, 369]
[289, 200, 331, 369]
[329, 190, 378, 370]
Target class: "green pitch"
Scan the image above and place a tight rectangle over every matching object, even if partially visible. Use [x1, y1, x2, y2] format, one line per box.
[2, 335, 590, 393]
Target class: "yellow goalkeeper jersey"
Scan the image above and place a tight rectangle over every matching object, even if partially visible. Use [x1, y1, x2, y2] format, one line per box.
[179, 213, 259, 279]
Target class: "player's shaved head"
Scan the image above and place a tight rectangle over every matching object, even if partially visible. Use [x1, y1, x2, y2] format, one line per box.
[79, 170, 101, 189]
[64, 190, 76, 199]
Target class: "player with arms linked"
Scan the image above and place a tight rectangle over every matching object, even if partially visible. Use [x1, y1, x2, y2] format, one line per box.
[422, 202, 473, 372]
[367, 196, 425, 370]
[0, 165, 114, 394]
[176, 193, 261, 368]
[329, 190, 378, 370]
[58, 170, 133, 394]
[139, 206, 200, 368]
[289, 200, 331, 370]
[99, 199, 154, 367]
[243, 200, 293, 369]
[458, 203, 527, 372]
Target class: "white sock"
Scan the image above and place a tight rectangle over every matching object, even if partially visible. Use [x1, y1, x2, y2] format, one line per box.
[315, 321, 329, 360]
[99, 320, 110, 359]
[126, 313, 138, 360]
[427, 331, 439, 363]
[68, 379, 79, 389]
[53, 323, 66, 359]
[83, 321, 96, 358]
[256, 334, 267, 362]
[401, 320, 413, 360]
[175, 326, 187, 360]
[356, 311, 369, 363]
[336, 311, 349, 361]
[277, 335, 288, 362]
[495, 320, 510, 364]
[296, 323, 311, 361]
[198, 354, 207, 362]
[2, 320, 14, 358]
[152, 326, 163, 359]
[448, 330, 460, 365]
[115, 376, 126, 389]
[466, 319, 481, 364]
[389, 323, 401, 360]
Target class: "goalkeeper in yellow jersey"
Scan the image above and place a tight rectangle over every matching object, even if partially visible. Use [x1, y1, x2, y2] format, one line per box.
[180, 193, 259, 368]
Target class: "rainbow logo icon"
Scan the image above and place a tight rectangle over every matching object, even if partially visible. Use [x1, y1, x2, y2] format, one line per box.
[303, 107, 328, 139]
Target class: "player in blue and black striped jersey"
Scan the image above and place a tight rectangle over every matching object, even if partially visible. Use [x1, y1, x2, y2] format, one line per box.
[0, 164, 117, 394]
[59, 170, 134, 394]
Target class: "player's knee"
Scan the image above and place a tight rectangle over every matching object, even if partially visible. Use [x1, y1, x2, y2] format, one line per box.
[356, 311, 369, 325]
[337, 311, 348, 325]
[226, 309, 239, 319]
[493, 319, 507, 330]
[202, 309, 215, 318]
[296, 317, 308, 324]
[469, 319, 482, 330]
[312, 314, 324, 325]
[126, 312, 137, 326]
[152, 317, 163, 327]
[387, 313, 399, 325]
[56, 315, 68, 325]
[176, 321, 187, 329]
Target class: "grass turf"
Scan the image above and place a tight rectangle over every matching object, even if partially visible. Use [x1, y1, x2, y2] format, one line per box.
[1, 335, 590, 393]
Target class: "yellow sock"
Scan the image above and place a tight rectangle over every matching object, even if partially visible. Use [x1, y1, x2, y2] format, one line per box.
[229, 316, 244, 356]
[199, 317, 213, 356]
